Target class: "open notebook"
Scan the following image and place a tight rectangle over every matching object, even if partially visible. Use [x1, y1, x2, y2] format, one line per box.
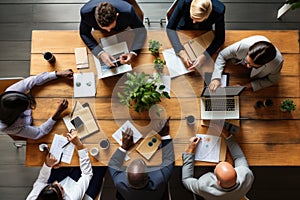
[163, 31, 214, 78]
[63, 101, 100, 139]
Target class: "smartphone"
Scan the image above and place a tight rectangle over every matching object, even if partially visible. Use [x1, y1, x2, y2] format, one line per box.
[70, 116, 84, 129]
[112, 59, 121, 67]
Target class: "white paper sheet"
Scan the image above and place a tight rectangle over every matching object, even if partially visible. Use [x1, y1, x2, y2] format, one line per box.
[194, 134, 221, 163]
[73, 72, 96, 97]
[162, 48, 192, 78]
[49, 134, 75, 164]
[112, 120, 143, 146]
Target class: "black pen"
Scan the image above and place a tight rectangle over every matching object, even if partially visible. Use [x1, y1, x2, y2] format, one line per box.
[59, 152, 63, 163]
[61, 141, 70, 149]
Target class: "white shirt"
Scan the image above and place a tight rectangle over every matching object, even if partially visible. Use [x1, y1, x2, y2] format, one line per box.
[26, 148, 93, 200]
[0, 72, 58, 139]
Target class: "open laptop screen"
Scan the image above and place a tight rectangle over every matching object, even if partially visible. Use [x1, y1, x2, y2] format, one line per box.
[201, 86, 246, 97]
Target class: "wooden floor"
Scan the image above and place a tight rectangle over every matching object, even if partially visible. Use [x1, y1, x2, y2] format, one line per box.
[0, 0, 300, 199]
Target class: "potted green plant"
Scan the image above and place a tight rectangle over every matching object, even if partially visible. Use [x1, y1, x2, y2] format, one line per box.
[117, 72, 170, 113]
[280, 99, 296, 112]
[287, 0, 300, 10]
[154, 57, 166, 73]
[148, 39, 162, 57]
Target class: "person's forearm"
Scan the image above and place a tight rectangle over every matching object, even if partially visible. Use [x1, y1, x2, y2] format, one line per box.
[225, 136, 249, 167]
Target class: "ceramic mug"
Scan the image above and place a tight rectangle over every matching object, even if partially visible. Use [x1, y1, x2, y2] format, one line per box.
[186, 115, 196, 126]
[43, 52, 56, 64]
[99, 139, 110, 150]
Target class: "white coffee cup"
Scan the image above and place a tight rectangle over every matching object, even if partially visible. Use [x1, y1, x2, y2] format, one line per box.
[90, 147, 99, 160]
[99, 139, 110, 150]
[39, 143, 49, 152]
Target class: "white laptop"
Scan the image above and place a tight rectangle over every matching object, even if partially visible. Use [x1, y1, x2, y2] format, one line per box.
[200, 86, 245, 119]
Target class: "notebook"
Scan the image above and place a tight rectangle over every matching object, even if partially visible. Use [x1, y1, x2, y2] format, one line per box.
[200, 86, 246, 119]
[75, 47, 89, 69]
[136, 130, 161, 160]
[63, 101, 100, 139]
[93, 42, 132, 79]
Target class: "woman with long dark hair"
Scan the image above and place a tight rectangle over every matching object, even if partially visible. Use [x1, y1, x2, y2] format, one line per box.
[0, 69, 73, 139]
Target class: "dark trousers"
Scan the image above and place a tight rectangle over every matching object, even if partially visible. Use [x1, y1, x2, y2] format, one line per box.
[48, 166, 107, 199]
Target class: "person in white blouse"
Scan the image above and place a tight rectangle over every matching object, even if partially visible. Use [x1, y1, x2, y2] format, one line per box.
[0, 69, 73, 139]
[26, 130, 106, 200]
[209, 35, 283, 92]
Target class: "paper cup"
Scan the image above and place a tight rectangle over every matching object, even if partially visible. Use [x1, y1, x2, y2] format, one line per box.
[90, 147, 99, 160]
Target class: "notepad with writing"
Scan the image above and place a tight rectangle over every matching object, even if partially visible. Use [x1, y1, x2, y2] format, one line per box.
[49, 134, 75, 164]
[112, 120, 143, 146]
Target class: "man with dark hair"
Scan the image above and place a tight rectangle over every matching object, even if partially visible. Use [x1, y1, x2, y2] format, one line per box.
[209, 35, 283, 92]
[108, 118, 174, 200]
[26, 130, 106, 200]
[80, 0, 146, 67]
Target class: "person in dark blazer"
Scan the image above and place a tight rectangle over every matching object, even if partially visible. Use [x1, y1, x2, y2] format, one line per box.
[167, 0, 225, 70]
[108, 118, 174, 200]
[80, 0, 146, 67]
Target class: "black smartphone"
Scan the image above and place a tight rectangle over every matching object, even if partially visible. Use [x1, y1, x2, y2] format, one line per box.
[112, 59, 121, 67]
[70, 116, 84, 129]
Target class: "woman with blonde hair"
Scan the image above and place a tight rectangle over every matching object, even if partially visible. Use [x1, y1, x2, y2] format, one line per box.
[167, 0, 225, 70]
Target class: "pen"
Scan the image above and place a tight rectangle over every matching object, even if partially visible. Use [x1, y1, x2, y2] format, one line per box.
[61, 141, 70, 149]
[59, 152, 63, 163]
[70, 101, 77, 118]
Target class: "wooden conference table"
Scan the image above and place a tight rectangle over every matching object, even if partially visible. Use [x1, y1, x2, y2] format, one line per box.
[26, 29, 300, 167]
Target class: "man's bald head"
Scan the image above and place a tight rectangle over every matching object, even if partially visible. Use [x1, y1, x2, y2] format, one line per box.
[214, 161, 237, 189]
[127, 158, 149, 189]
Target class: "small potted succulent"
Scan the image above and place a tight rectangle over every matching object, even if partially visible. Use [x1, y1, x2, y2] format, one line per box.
[154, 57, 166, 74]
[117, 72, 170, 113]
[280, 99, 296, 112]
[148, 39, 162, 57]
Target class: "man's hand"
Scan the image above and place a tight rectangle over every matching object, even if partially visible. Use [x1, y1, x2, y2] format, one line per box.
[185, 137, 201, 154]
[158, 117, 171, 137]
[121, 128, 134, 151]
[178, 50, 192, 68]
[188, 54, 206, 70]
[208, 79, 221, 92]
[67, 130, 84, 150]
[45, 153, 60, 168]
[99, 51, 115, 67]
[56, 69, 74, 79]
[52, 99, 68, 121]
[119, 53, 135, 64]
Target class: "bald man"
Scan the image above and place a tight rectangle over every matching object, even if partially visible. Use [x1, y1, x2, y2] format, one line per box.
[182, 129, 254, 200]
[108, 118, 174, 200]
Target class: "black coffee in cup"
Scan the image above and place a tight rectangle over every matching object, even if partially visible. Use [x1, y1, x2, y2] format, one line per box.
[186, 115, 195, 125]
[99, 139, 110, 150]
[43, 52, 56, 64]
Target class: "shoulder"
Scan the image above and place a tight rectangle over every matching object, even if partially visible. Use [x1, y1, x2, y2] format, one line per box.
[212, 0, 225, 14]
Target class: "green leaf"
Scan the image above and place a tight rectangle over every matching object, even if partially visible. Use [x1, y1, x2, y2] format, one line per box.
[163, 92, 170, 99]
[159, 85, 165, 90]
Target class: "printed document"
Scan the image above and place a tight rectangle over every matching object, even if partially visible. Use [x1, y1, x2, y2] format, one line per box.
[195, 134, 221, 163]
[49, 134, 75, 164]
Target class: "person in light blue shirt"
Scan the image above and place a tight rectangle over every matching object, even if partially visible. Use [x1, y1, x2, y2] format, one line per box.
[0, 70, 73, 139]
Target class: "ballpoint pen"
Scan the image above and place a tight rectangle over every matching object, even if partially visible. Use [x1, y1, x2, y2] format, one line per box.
[59, 152, 63, 163]
[61, 129, 74, 148]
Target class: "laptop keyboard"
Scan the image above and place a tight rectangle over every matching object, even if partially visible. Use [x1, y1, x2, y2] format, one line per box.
[205, 98, 236, 111]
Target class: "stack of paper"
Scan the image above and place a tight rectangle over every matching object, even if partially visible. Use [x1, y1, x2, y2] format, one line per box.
[73, 72, 96, 97]
[63, 101, 100, 139]
[75, 47, 89, 69]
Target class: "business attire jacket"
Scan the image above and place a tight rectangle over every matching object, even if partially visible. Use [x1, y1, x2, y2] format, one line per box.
[108, 138, 174, 200]
[80, 0, 146, 56]
[182, 136, 254, 200]
[211, 35, 283, 91]
[166, 0, 225, 57]
[0, 72, 58, 139]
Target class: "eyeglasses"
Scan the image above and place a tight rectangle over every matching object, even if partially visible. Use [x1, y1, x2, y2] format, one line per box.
[148, 137, 157, 147]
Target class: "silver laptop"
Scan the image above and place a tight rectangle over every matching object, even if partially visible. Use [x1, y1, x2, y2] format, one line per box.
[200, 86, 245, 119]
